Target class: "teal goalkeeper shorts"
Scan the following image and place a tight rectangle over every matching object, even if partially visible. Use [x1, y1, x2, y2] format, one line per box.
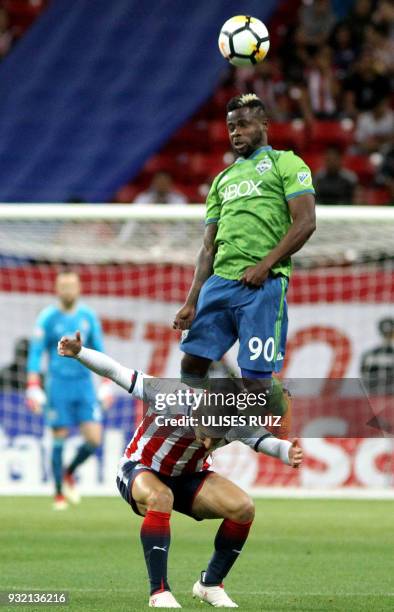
[45, 376, 101, 428]
[180, 273, 288, 373]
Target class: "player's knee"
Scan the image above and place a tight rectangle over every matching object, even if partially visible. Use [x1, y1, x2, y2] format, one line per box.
[83, 436, 101, 449]
[230, 495, 255, 523]
[181, 353, 211, 378]
[53, 427, 68, 439]
[146, 487, 174, 513]
[83, 428, 102, 447]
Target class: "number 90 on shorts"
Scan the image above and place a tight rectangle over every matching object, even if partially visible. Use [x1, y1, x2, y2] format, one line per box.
[249, 336, 275, 362]
[180, 274, 288, 374]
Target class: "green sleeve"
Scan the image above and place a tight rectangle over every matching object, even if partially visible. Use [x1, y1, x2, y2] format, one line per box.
[277, 151, 315, 201]
[205, 174, 221, 224]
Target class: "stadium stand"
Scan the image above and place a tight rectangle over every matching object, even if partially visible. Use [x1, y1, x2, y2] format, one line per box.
[0, 0, 391, 205]
[0, 0, 278, 203]
[116, 0, 393, 206]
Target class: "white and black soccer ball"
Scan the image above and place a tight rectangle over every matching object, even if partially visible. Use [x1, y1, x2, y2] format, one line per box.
[218, 15, 270, 67]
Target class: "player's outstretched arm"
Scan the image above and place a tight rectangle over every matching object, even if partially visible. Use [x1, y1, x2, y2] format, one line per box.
[240, 434, 303, 468]
[173, 222, 217, 330]
[58, 331, 139, 394]
[288, 438, 303, 468]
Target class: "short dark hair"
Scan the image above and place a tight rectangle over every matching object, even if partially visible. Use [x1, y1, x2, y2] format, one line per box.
[56, 267, 79, 279]
[227, 93, 266, 114]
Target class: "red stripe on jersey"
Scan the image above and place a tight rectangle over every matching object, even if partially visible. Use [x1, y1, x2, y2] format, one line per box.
[125, 414, 156, 458]
[183, 445, 209, 474]
[141, 436, 168, 467]
[202, 459, 211, 470]
[159, 436, 197, 476]
[139, 421, 179, 467]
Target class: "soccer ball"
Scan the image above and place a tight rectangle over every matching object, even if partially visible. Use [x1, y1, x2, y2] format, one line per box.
[218, 15, 270, 67]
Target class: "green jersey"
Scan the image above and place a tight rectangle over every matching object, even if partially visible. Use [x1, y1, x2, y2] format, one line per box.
[206, 145, 315, 279]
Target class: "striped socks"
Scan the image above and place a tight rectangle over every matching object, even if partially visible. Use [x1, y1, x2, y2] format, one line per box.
[140, 510, 171, 595]
[203, 518, 253, 585]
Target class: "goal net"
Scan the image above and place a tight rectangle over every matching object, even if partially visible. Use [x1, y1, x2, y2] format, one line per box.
[0, 204, 393, 495]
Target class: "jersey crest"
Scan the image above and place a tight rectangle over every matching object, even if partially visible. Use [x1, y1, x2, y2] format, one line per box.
[81, 318, 90, 332]
[255, 156, 272, 176]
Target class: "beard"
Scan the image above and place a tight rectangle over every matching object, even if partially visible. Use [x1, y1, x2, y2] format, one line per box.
[232, 131, 264, 158]
[61, 298, 77, 310]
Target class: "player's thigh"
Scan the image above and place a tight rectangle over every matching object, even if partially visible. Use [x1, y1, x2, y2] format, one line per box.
[52, 426, 69, 439]
[79, 420, 102, 446]
[76, 379, 102, 429]
[180, 275, 238, 362]
[181, 353, 212, 377]
[191, 472, 255, 522]
[46, 379, 74, 428]
[131, 471, 174, 515]
[237, 275, 288, 373]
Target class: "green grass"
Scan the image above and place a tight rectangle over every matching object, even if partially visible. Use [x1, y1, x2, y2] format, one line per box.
[1, 497, 393, 611]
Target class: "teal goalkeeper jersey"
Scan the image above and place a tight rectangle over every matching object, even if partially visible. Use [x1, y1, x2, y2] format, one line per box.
[27, 303, 104, 379]
[206, 145, 315, 279]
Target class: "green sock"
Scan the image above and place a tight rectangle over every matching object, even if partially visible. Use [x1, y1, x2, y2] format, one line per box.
[52, 438, 65, 495]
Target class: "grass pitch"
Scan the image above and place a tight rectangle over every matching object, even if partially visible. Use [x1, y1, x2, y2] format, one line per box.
[1, 497, 393, 611]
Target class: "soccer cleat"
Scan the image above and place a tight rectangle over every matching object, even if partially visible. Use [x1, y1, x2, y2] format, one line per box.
[53, 494, 68, 511]
[192, 577, 238, 608]
[149, 590, 181, 608]
[63, 472, 81, 505]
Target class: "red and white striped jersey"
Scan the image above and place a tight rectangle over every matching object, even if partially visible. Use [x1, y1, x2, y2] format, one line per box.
[123, 370, 224, 476]
[124, 413, 219, 476]
[121, 370, 291, 477]
[74, 345, 291, 476]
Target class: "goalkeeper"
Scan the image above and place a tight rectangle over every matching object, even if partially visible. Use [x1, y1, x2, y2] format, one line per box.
[174, 93, 316, 400]
[26, 270, 113, 510]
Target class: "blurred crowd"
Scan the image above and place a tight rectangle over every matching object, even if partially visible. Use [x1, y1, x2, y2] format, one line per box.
[118, 0, 392, 206]
[225, 0, 393, 204]
[233, 0, 392, 125]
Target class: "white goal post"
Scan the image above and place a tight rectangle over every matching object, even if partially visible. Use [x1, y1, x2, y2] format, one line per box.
[0, 204, 393, 497]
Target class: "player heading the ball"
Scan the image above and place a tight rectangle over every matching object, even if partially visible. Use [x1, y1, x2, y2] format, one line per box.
[174, 93, 316, 400]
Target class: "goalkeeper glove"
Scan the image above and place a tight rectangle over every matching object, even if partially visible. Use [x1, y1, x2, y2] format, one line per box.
[26, 379, 46, 414]
[97, 379, 113, 410]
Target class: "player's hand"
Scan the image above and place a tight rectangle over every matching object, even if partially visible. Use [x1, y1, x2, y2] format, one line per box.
[98, 379, 114, 410]
[57, 330, 82, 357]
[288, 438, 303, 468]
[240, 262, 270, 287]
[26, 382, 46, 414]
[173, 304, 196, 330]
[194, 426, 215, 451]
